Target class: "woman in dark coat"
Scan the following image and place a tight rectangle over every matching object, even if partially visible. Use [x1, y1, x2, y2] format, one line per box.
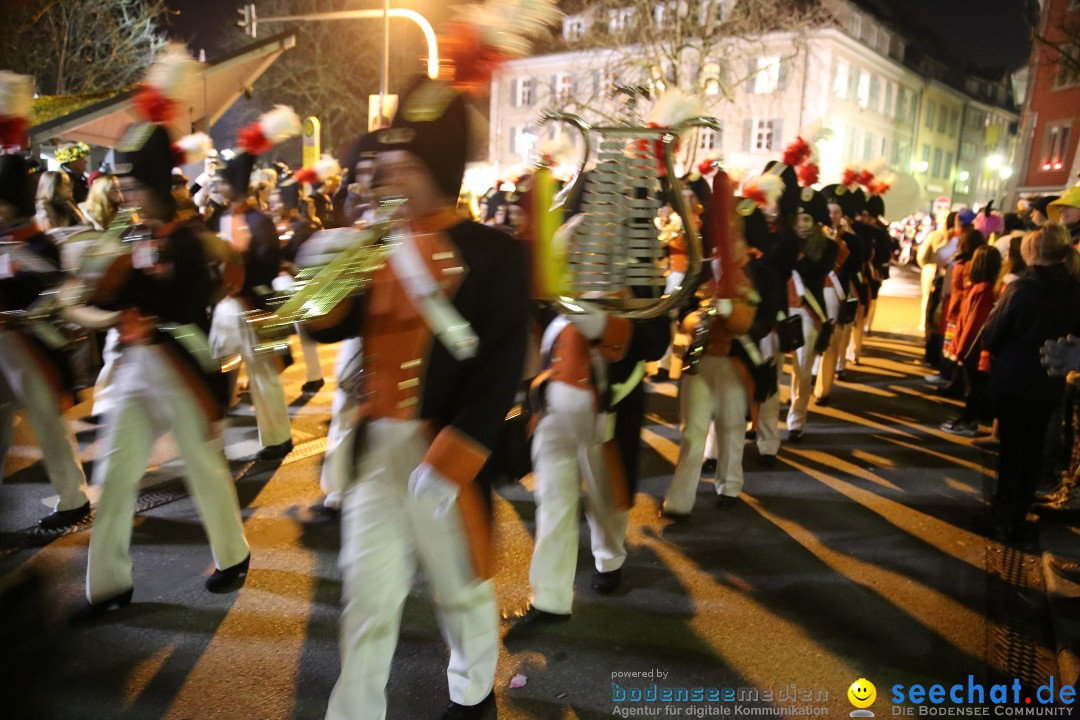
[982, 224, 1080, 542]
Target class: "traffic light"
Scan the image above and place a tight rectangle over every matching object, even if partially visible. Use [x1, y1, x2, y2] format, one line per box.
[236, 3, 257, 38]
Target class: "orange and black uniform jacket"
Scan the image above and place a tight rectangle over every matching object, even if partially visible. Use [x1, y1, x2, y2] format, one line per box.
[308, 217, 531, 579]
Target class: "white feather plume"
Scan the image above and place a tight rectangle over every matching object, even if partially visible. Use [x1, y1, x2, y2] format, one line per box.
[799, 119, 833, 147]
[744, 172, 785, 210]
[0, 71, 34, 119]
[315, 154, 342, 182]
[144, 43, 201, 99]
[646, 88, 703, 128]
[258, 105, 301, 145]
[175, 132, 214, 164]
[863, 157, 889, 179]
[455, 0, 563, 57]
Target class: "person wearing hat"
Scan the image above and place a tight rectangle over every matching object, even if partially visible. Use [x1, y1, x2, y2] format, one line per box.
[75, 119, 251, 620]
[785, 186, 839, 441]
[307, 77, 530, 720]
[1029, 195, 1059, 229]
[0, 153, 93, 530]
[207, 107, 299, 461]
[862, 193, 894, 335]
[55, 141, 91, 205]
[1048, 186, 1080, 245]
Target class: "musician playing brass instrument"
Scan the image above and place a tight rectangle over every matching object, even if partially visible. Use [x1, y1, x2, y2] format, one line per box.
[0, 153, 92, 529]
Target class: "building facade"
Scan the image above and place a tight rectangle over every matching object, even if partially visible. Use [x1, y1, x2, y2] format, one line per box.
[1014, 0, 1080, 200]
[487, 0, 1020, 214]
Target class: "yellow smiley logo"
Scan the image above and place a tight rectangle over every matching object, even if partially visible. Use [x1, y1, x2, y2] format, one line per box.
[848, 678, 876, 709]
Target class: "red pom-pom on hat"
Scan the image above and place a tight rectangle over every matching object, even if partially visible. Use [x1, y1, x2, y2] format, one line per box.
[292, 167, 318, 185]
[797, 162, 820, 187]
[133, 85, 177, 124]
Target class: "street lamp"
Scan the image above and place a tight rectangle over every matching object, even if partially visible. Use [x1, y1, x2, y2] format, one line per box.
[985, 154, 1002, 171]
[999, 166, 1013, 180]
[916, 160, 929, 173]
[958, 170, 970, 182]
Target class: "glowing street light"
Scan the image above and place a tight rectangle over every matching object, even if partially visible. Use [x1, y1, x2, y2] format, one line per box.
[999, 166, 1013, 180]
[958, 170, 970, 182]
[985, 154, 1002, 170]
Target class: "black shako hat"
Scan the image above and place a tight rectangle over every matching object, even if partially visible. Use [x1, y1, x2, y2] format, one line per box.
[220, 151, 256, 197]
[798, 186, 831, 226]
[764, 160, 800, 222]
[376, 77, 469, 200]
[740, 204, 771, 250]
[866, 193, 885, 219]
[117, 122, 177, 217]
[0, 154, 36, 219]
[822, 183, 864, 220]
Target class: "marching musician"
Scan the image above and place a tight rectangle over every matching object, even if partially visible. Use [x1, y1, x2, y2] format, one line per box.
[0, 153, 92, 529]
[76, 118, 251, 620]
[308, 77, 529, 720]
[207, 108, 300, 461]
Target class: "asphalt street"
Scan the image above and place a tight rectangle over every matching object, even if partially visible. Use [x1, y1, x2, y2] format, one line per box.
[0, 265, 1058, 719]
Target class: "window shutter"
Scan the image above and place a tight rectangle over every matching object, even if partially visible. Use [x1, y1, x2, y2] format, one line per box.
[742, 119, 753, 151]
[777, 60, 789, 92]
[510, 78, 519, 108]
[772, 118, 783, 149]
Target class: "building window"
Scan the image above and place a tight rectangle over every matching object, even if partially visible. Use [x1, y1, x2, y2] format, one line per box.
[846, 127, 860, 161]
[1055, 45, 1080, 88]
[752, 57, 781, 94]
[867, 75, 880, 111]
[555, 73, 573, 104]
[850, 11, 862, 38]
[516, 78, 534, 107]
[833, 58, 849, 99]
[932, 147, 943, 177]
[863, 132, 875, 161]
[925, 100, 936, 129]
[563, 15, 587, 41]
[857, 72, 870, 108]
[892, 141, 910, 169]
[960, 141, 977, 160]
[753, 119, 776, 151]
[1042, 122, 1072, 171]
[699, 126, 721, 151]
[896, 87, 909, 122]
[608, 7, 635, 34]
[876, 30, 890, 55]
[937, 107, 947, 134]
[944, 152, 953, 179]
[948, 109, 959, 137]
[865, 23, 877, 48]
[884, 81, 895, 117]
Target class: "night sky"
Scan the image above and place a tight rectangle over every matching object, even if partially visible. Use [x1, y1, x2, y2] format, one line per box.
[162, 0, 1035, 72]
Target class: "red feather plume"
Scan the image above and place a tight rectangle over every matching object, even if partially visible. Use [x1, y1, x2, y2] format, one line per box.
[237, 124, 271, 155]
[293, 167, 319, 185]
[797, 162, 820, 187]
[698, 158, 718, 176]
[133, 85, 178, 123]
[441, 20, 514, 94]
[782, 136, 811, 167]
[0, 116, 28, 149]
[842, 168, 858, 187]
[743, 185, 767, 208]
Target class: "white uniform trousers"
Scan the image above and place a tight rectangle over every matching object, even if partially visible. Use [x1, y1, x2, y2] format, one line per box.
[656, 270, 686, 372]
[844, 301, 867, 367]
[813, 286, 842, 400]
[210, 297, 291, 447]
[755, 332, 783, 457]
[0, 330, 90, 511]
[664, 356, 749, 515]
[529, 382, 628, 616]
[326, 418, 497, 720]
[786, 307, 819, 433]
[298, 324, 324, 384]
[320, 337, 362, 509]
[90, 328, 122, 417]
[86, 344, 249, 602]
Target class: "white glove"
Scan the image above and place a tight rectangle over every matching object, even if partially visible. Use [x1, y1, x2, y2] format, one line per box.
[1041, 335, 1080, 377]
[407, 462, 460, 519]
[565, 301, 608, 341]
[271, 274, 295, 292]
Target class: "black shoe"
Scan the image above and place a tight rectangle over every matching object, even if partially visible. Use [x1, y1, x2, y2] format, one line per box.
[206, 554, 250, 593]
[81, 414, 102, 425]
[1049, 556, 1080, 584]
[835, 370, 848, 382]
[505, 605, 571, 627]
[715, 494, 738, 509]
[651, 368, 670, 382]
[70, 587, 133, 625]
[592, 568, 622, 595]
[309, 501, 341, 520]
[987, 520, 1037, 545]
[787, 429, 804, 443]
[254, 440, 293, 462]
[300, 379, 325, 394]
[757, 453, 777, 468]
[39, 501, 91, 530]
[442, 690, 495, 720]
[815, 395, 831, 407]
[745, 429, 757, 441]
[660, 509, 690, 523]
[701, 458, 717, 474]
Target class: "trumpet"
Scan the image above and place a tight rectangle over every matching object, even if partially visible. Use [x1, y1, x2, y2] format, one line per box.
[245, 217, 401, 355]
